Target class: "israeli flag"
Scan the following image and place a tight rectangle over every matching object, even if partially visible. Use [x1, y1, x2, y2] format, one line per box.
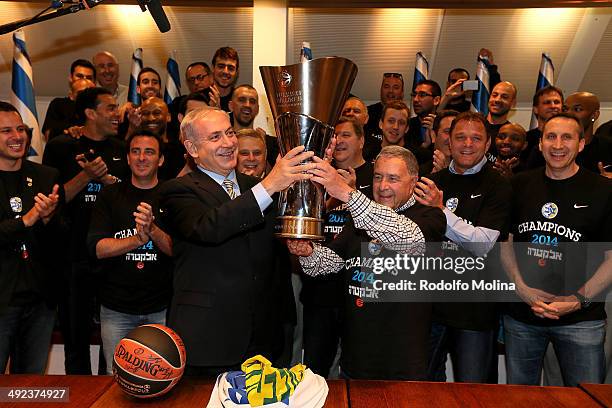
[11, 30, 44, 163]
[410, 52, 429, 118]
[164, 51, 181, 105]
[529, 53, 555, 129]
[471, 54, 491, 116]
[128, 48, 143, 105]
[300, 41, 312, 63]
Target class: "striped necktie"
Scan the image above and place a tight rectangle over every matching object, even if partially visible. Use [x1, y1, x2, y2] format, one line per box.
[222, 179, 236, 199]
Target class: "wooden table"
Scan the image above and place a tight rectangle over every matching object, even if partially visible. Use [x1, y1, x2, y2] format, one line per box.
[580, 383, 612, 407]
[89, 378, 348, 407]
[348, 380, 602, 408]
[0, 375, 113, 408]
[1, 375, 610, 407]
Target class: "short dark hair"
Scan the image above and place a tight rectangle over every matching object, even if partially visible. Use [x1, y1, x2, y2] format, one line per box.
[186, 61, 211, 75]
[433, 110, 459, 133]
[415, 79, 442, 98]
[448, 68, 470, 83]
[75, 87, 112, 124]
[543, 112, 584, 139]
[381, 101, 410, 122]
[70, 59, 96, 81]
[212, 47, 239, 68]
[233, 84, 257, 95]
[0, 101, 20, 115]
[137, 67, 161, 85]
[336, 116, 364, 139]
[178, 92, 211, 116]
[533, 85, 564, 107]
[127, 129, 164, 156]
[449, 111, 489, 139]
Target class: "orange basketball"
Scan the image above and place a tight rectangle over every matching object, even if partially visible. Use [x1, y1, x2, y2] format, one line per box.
[113, 324, 186, 398]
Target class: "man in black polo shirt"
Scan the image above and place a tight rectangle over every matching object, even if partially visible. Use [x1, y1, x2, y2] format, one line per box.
[526, 86, 564, 168]
[43, 87, 129, 374]
[502, 113, 612, 387]
[415, 111, 512, 383]
[366, 72, 404, 135]
[289, 146, 446, 380]
[88, 130, 172, 375]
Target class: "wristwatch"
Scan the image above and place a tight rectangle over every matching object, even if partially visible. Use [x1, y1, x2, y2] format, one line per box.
[574, 292, 592, 309]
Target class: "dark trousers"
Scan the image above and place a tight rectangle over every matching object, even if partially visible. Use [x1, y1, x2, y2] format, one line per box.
[58, 261, 105, 374]
[0, 301, 55, 374]
[302, 304, 341, 378]
[428, 321, 496, 383]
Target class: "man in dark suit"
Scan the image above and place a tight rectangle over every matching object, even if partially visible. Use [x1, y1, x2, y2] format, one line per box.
[159, 107, 315, 376]
[0, 101, 61, 374]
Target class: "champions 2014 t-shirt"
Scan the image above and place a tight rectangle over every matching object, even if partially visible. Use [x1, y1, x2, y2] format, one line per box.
[87, 182, 171, 314]
[507, 167, 612, 326]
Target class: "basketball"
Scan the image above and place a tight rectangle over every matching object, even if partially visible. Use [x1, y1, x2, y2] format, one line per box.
[113, 324, 186, 398]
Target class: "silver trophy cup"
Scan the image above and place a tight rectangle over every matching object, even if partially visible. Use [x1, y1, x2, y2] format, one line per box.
[260, 57, 358, 239]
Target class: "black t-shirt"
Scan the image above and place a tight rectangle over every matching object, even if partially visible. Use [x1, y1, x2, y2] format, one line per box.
[301, 161, 374, 307]
[0, 170, 39, 305]
[327, 202, 446, 380]
[42, 135, 129, 260]
[87, 182, 172, 314]
[485, 120, 510, 163]
[366, 102, 383, 134]
[42, 97, 77, 140]
[506, 167, 612, 326]
[220, 89, 234, 112]
[429, 163, 513, 330]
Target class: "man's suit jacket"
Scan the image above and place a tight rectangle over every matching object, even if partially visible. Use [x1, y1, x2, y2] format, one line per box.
[159, 170, 285, 367]
[0, 161, 62, 311]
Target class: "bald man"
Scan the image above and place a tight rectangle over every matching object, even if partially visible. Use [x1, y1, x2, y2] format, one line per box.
[528, 92, 612, 177]
[93, 51, 128, 104]
[136, 97, 185, 180]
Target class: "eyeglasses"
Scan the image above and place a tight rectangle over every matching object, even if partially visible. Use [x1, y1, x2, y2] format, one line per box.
[383, 72, 403, 80]
[187, 73, 209, 84]
[411, 91, 434, 98]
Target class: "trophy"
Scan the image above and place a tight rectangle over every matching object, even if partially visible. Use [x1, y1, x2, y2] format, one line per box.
[260, 57, 358, 240]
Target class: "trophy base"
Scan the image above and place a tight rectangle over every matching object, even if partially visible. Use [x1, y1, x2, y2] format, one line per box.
[275, 216, 325, 240]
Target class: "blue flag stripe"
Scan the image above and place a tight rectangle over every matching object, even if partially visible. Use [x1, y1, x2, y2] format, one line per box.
[11, 60, 38, 118]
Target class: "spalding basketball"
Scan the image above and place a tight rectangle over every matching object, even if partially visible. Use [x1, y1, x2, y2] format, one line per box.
[113, 324, 186, 398]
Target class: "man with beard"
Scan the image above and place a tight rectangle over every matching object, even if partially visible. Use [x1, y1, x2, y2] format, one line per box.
[137, 97, 184, 180]
[366, 72, 404, 135]
[493, 123, 528, 177]
[288, 146, 446, 380]
[43, 87, 130, 374]
[485, 81, 517, 162]
[88, 130, 172, 375]
[419, 110, 458, 176]
[212, 47, 240, 112]
[93, 51, 128, 105]
[408, 80, 442, 163]
[120, 68, 163, 140]
[229, 85, 278, 166]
